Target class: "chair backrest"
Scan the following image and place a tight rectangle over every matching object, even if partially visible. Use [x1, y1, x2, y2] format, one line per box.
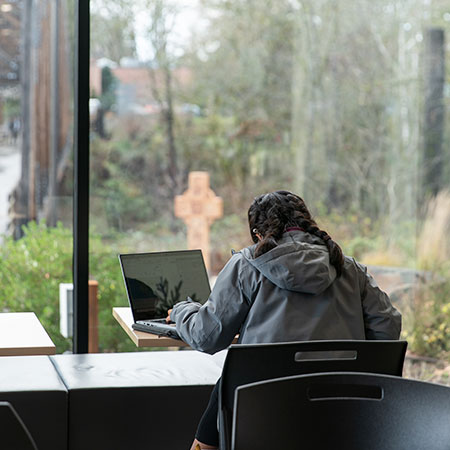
[232, 371, 450, 450]
[219, 340, 407, 450]
[0, 402, 38, 450]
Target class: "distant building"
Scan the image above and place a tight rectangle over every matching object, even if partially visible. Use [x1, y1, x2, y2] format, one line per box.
[90, 59, 193, 116]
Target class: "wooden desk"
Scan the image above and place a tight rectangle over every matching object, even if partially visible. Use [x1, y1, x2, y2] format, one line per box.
[0, 312, 56, 356]
[113, 307, 189, 348]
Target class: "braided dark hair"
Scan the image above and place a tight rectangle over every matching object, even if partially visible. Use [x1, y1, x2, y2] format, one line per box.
[248, 190, 345, 276]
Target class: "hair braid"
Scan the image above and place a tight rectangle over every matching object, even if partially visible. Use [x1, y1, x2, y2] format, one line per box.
[297, 215, 344, 277]
[248, 191, 345, 276]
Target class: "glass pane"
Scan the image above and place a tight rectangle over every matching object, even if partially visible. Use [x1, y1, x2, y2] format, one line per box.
[90, 0, 450, 378]
[0, 0, 75, 354]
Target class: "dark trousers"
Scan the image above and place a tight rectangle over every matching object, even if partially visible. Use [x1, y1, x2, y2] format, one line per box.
[195, 379, 220, 446]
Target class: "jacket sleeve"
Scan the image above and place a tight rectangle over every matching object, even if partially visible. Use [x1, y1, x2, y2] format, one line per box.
[170, 254, 251, 354]
[357, 262, 402, 340]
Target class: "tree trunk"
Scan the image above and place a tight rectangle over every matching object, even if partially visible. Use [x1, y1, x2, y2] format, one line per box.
[422, 27, 445, 198]
[164, 66, 178, 199]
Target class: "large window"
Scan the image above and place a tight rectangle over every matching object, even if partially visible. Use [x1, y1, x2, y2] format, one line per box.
[88, 0, 450, 375]
[0, 0, 75, 352]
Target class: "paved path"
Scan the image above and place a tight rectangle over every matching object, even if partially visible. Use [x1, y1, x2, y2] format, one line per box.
[0, 143, 21, 236]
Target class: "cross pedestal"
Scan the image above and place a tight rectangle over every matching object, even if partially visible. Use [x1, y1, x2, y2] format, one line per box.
[174, 172, 223, 272]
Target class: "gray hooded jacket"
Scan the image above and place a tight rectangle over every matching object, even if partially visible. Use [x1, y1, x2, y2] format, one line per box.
[171, 230, 402, 354]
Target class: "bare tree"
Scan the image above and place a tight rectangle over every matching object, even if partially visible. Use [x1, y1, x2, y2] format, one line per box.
[90, 0, 137, 63]
[140, 0, 180, 201]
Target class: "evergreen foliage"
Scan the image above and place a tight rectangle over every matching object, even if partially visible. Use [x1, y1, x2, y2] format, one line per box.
[0, 222, 137, 353]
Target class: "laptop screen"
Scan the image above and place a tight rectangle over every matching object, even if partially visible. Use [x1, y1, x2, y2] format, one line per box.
[119, 250, 211, 321]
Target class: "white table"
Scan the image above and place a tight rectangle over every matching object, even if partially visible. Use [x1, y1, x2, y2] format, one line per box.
[0, 312, 56, 356]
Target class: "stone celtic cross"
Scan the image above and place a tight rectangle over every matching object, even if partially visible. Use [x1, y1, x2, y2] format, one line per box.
[174, 171, 223, 272]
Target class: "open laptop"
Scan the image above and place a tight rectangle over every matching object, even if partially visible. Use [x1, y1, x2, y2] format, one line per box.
[118, 250, 211, 340]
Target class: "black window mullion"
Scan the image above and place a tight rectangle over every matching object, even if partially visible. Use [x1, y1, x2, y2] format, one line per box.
[73, 0, 90, 354]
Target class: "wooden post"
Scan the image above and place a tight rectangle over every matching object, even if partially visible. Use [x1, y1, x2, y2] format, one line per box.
[88, 280, 98, 353]
[174, 172, 223, 272]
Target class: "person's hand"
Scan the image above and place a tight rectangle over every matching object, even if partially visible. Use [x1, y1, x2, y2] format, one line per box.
[166, 308, 173, 323]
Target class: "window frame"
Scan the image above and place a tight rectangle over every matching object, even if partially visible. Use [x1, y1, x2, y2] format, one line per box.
[73, 0, 90, 353]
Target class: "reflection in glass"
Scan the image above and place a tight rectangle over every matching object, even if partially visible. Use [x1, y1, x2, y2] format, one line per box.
[0, 1, 75, 353]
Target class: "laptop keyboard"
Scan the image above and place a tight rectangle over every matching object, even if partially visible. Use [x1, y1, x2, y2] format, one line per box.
[137, 319, 175, 325]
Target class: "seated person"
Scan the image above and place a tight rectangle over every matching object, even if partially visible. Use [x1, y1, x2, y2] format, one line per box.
[167, 190, 402, 450]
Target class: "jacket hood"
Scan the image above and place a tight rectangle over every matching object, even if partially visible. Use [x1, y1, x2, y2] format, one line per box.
[241, 230, 337, 295]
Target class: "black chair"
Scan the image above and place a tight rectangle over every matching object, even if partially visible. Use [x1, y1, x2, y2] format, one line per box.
[0, 402, 38, 450]
[219, 340, 407, 450]
[232, 371, 450, 450]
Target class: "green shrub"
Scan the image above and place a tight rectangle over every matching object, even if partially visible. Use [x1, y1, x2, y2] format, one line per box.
[90, 234, 139, 353]
[403, 191, 450, 359]
[403, 276, 450, 359]
[0, 222, 73, 352]
[0, 221, 137, 353]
